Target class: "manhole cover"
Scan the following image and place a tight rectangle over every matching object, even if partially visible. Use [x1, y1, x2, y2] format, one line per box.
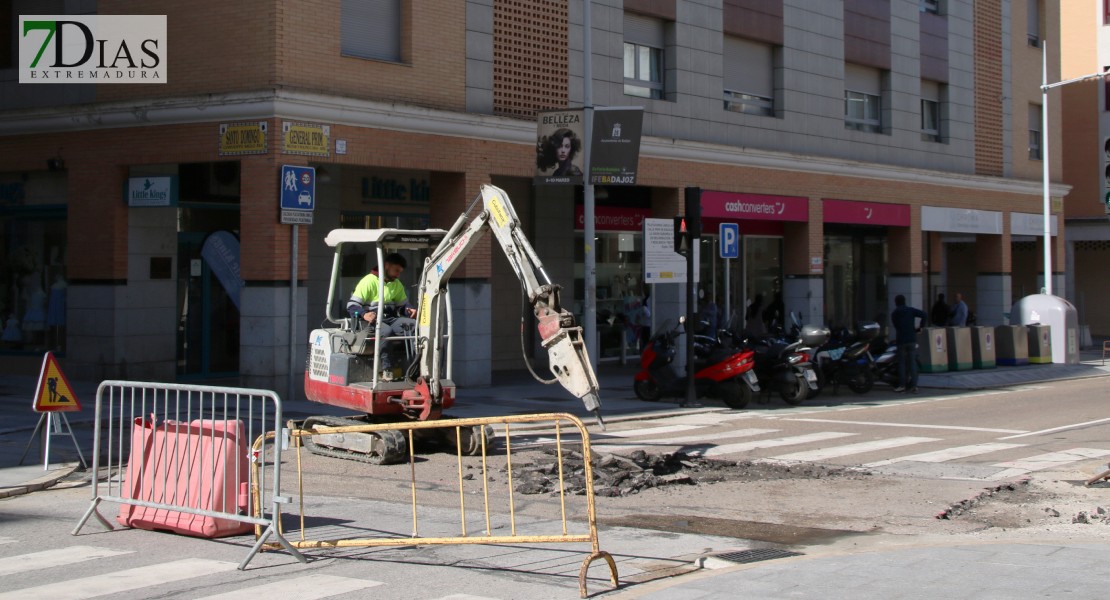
[711, 548, 803, 564]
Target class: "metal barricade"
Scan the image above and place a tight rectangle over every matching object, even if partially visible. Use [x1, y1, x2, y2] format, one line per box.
[268, 412, 618, 598]
[72, 381, 305, 570]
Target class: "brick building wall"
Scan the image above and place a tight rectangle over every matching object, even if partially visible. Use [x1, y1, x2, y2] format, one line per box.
[974, 0, 1005, 177]
[493, 0, 569, 119]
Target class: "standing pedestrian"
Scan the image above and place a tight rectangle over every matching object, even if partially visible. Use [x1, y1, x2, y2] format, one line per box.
[930, 293, 948, 327]
[948, 292, 968, 326]
[891, 294, 927, 393]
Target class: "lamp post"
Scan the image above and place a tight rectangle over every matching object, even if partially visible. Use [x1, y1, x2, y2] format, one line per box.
[1039, 42, 1107, 296]
[582, 0, 597, 370]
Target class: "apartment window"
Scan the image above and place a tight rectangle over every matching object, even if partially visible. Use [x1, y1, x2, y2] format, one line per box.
[341, 0, 401, 62]
[624, 12, 665, 100]
[1029, 104, 1043, 160]
[1105, 0, 1110, 25]
[1027, 0, 1041, 47]
[845, 64, 882, 133]
[920, 0, 940, 14]
[921, 79, 943, 142]
[723, 36, 774, 117]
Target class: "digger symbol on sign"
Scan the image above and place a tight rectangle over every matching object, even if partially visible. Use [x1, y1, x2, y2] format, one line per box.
[47, 377, 69, 406]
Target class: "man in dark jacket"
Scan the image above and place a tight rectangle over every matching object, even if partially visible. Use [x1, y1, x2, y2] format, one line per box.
[891, 294, 927, 393]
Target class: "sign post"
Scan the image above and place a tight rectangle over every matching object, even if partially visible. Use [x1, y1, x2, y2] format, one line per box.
[280, 165, 316, 407]
[20, 352, 86, 470]
[719, 223, 739, 329]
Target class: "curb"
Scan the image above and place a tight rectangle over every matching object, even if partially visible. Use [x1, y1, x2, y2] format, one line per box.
[0, 463, 80, 499]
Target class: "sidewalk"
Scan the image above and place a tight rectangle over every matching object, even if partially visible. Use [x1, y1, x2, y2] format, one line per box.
[614, 541, 1110, 599]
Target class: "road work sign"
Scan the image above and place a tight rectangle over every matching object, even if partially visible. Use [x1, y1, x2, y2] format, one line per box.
[33, 352, 80, 412]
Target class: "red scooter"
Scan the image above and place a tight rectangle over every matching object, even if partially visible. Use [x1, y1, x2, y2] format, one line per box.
[633, 318, 760, 409]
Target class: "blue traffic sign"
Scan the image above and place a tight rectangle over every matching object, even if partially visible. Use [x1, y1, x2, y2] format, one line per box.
[280, 165, 315, 211]
[719, 223, 739, 259]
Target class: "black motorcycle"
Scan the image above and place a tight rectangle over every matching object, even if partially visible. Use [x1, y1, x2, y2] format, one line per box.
[810, 322, 879, 397]
[739, 315, 826, 405]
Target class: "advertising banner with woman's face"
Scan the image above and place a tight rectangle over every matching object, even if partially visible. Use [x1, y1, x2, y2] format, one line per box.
[534, 110, 585, 185]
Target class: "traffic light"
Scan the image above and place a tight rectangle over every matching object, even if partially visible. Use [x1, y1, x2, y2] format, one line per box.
[684, 187, 702, 239]
[673, 216, 688, 256]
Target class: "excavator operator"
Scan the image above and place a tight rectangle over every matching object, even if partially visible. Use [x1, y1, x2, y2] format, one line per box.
[347, 252, 418, 375]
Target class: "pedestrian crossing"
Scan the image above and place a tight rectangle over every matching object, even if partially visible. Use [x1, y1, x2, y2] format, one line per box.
[541, 409, 1110, 482]
[0, 542, 490, 600]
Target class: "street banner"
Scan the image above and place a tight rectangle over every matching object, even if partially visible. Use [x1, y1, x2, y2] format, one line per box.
[589, 107, 643, 186]
[534, 109, 585, 185]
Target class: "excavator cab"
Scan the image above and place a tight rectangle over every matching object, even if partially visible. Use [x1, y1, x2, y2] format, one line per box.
[305, 228, 453, 417]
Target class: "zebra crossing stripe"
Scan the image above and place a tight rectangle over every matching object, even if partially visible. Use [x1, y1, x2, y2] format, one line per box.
[771, 437, 940, 462]
[197, 574, 384, 599]
[0, 546, 133, 577]
[695, 432, 857, 458]
[592, 428, 780, 454]
[596, 424, 703, 439]
[0, 558, 237, 600]
[989, 448, 1110, 479]
[429, 595, 502, 600]
[864, 443, 1027, 468]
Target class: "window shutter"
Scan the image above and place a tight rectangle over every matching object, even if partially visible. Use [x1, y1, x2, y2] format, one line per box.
[844, 63, 881, 96]
[341, 0, 401, 62]
[624, 12, 665, 48]
[920, 79, 940, 102]
[724, 36, 773, 97]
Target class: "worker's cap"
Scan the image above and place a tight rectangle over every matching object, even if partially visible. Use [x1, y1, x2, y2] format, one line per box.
[384, 252, 407, 269]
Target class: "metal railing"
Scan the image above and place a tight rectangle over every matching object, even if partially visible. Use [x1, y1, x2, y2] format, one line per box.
[71, 381, 305, 570]
[267, 412, 618, 598]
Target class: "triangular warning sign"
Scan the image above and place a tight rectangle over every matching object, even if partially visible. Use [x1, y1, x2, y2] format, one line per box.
[33, 352, 81, 413]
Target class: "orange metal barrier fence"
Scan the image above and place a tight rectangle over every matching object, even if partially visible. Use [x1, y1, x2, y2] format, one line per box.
[256, 412, 618, 598]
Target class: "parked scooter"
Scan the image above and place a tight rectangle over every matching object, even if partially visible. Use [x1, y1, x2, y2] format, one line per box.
[869, 336, 903, 387]
[742, 314, 826, 405]
[633, 318, 760, 409]
[810, 322, 879, 396]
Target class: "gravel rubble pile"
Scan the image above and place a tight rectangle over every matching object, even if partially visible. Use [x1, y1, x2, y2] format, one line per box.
[512, 448, 867, 497]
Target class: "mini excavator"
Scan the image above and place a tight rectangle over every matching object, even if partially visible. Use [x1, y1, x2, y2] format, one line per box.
[303, 184, 603, 464]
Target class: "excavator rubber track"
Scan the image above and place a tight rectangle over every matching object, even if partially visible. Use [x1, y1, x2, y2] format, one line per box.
[301, 415, 493, 465]
[301, 415, 409, 465]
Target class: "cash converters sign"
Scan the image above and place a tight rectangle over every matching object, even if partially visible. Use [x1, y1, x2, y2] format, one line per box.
[19, 15, 167, 84]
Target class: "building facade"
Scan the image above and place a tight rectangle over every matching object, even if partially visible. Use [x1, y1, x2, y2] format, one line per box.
[0, 0, 1065, 392]
[1060, 0, 1110, 337]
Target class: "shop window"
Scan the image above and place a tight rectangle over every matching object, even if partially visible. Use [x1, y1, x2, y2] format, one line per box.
[920, 0, 941, 14]
[341, 0, 402, 63]
[1, 172, 68, 355]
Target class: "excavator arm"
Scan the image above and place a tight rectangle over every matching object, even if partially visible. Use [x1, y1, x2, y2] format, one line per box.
[403, 184, 603, 425]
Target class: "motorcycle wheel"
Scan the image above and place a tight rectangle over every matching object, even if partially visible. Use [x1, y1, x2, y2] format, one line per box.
[634, 379, 662, 402]
[847, 369, 875, 394]
[717, 381, 752, 410]
[780, 373, 809, 405]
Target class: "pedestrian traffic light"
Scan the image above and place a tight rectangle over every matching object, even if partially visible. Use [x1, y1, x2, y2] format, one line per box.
[673, 216, 688, 256]
[684, 187, 702, 239]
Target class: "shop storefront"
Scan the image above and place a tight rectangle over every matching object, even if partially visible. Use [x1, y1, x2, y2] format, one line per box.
[0, 171, 67, 356]
[573, 203, 652, 360]
[699, 191, 804, 331]
[822, 199, 908, 328]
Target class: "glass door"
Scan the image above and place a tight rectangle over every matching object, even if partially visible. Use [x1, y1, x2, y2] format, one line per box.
[177, 232, 239, 378]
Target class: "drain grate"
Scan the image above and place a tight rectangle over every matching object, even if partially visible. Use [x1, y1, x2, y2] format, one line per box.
[711, 548, 803, 564]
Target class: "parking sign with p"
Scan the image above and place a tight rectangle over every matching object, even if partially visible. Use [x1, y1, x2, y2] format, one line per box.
[719, 223, 739, 259]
